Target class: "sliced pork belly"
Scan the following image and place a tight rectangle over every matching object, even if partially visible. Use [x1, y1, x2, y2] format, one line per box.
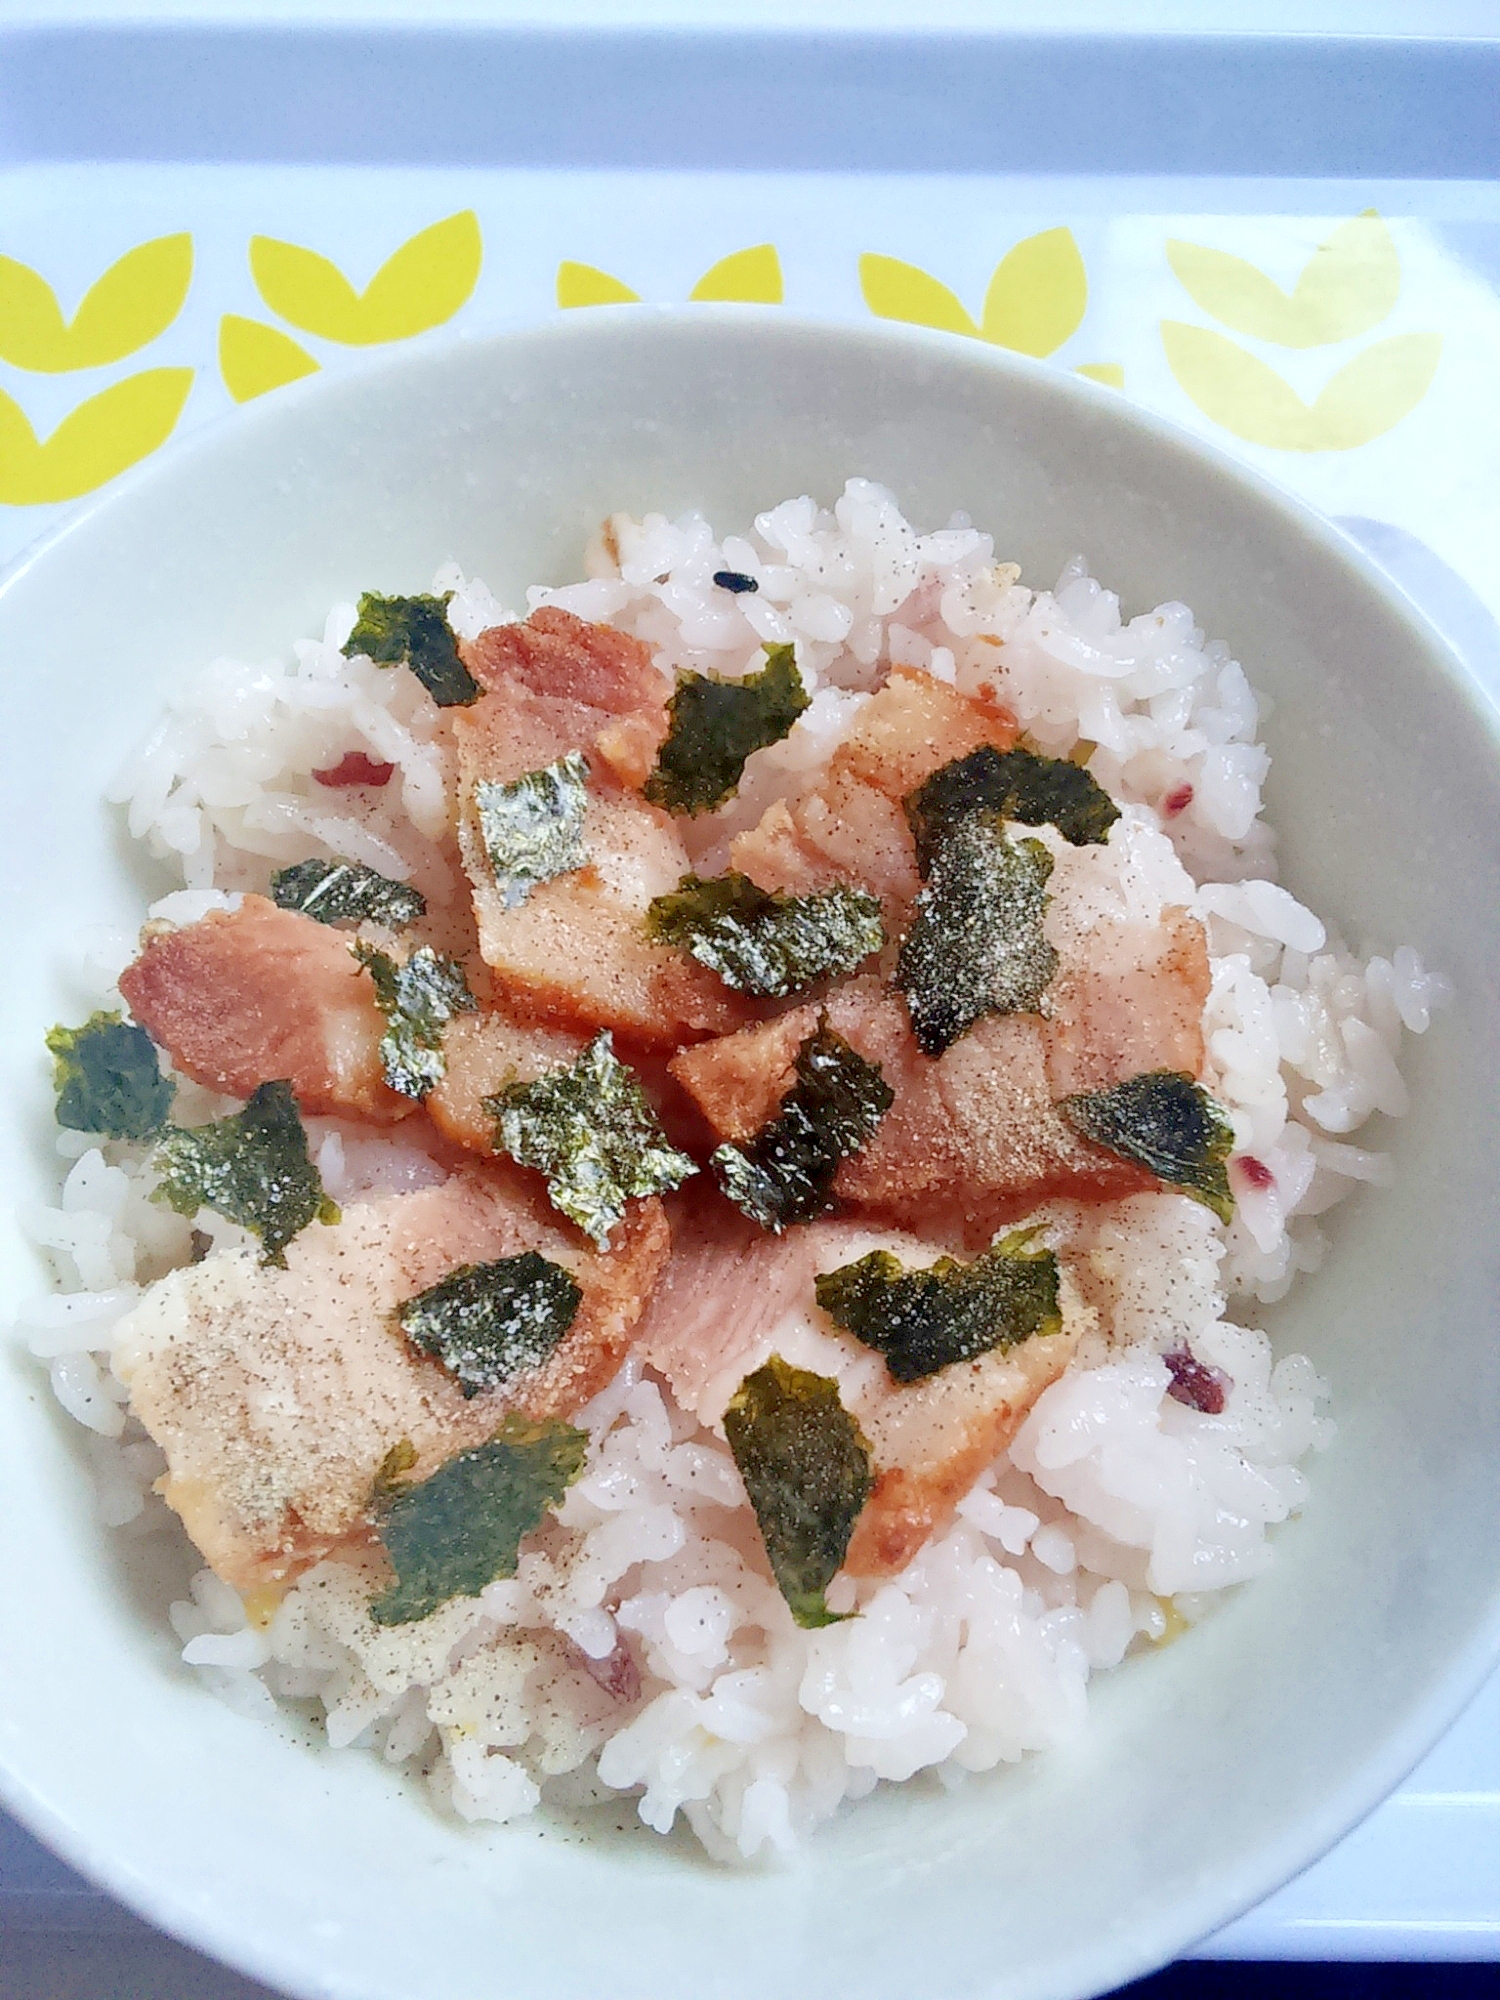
[112, 1163, 670, 1589]
[459, 786, 753, 1047]
[671, 980, 1147, 1240]
[1043, 904, 1209, 1098]
[460, 604, 671, 788]
[448, 618, 753, 1047]
[733, 773, 919, 911]
[833, 665, 1020, 797]
[427, 1004, 717, 1162]
[729, 668, 1019, 922]
[119, 894, 408, 1123]
[637, 1191, 1091, 1577]
[425, 1007, 588, 1154]
[671, 821, 1210, 1236]
[1036, 817, 1210, 1096]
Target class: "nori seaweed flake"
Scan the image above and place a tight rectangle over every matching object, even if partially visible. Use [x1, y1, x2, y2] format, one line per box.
[645, 872, 885, 997]
[724, 1356, 872, 1629]
[712, 1020, 893, 1232]
[712, 570, 759, 594]
[270, 857, 426, 930]
[371, 1437, 418, 1500]
[398, 1252, 583, 1398]
[342, 591, 480, 708]
[486, 1032, 697, 1248]
[47, 1010, 175, 1141]
[643, 643, 810, 816]
[152, 1080, 338, 1266]
[474, 751, 591, 910]
[353, 942, 478, 1101]
[370, 1415, 590, 1626]
[905, 743, 1120, 872]
[1060, 1070, 1236, 1223]
[895, 814, 1058, 1057]
[815, 1227, 1063, 1385]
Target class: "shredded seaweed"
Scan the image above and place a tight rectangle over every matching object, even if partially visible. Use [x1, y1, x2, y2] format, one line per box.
[487, 1032, 696, 1248]
[645, 872, 884, 997]
[1060, 1070, 1236, 1222]
[47, 1010, 175, 1141]
[152, 1080, 338, 1266]
[643, 643, 810, 816]
[474, 752, 590, 910]
[370, 1415, 590, 1626]
[712, 1020, 893, 1232]
[398, 1253, 583, 1398]
[342, 591, 479, 708]
[270, 857, 426, 930]
[895, 815, 1058, 1056]
[712, 569, 759, 594]
[724, 1356, 872, 1629]
[815, 1227, 1063, 1385]
[353, 942, 477, 1101]
[905, 744, 1119, 871]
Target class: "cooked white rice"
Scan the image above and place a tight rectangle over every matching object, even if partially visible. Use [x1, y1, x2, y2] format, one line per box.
[19, 480, 1448, 1861]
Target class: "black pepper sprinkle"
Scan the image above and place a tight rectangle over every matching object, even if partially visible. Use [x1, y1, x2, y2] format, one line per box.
[712, 569, 760, 594]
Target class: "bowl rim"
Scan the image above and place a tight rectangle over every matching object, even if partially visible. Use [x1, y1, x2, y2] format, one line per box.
[2, 304, 1498, 2000]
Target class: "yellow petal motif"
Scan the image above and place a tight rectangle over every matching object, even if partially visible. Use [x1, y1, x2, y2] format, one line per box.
[0, 234, 193, 373]
[859, 254, 979, 337]
[1166, 212, 1401, 350]
[0, 368, 194, 504]
[980, 228, 1087, 357]
[556, 262, 641, 308]
[1075, 363, 1124, 388]
[1300, 331, 1444, 449]
[249, 211, 481, 346]
[862, 231, 1087, 357]
[1162, 322, 1442, 451]
[218, 315, 319, 403]
[558, 247, 784, 309]
[688, 244, 783, 304]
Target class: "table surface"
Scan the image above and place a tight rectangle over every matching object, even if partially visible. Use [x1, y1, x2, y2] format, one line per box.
[1, 16, 1497, 1997]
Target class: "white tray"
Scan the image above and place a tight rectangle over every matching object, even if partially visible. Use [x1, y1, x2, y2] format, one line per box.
[2, 15, 1497, 1989]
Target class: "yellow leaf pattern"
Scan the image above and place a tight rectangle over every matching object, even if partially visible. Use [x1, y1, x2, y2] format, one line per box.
[980, 228, 1087, 357]
[1306, 332, 1444, 449]
[0, 368, 194, 503]
[558, 246, 783, 309]
[219, 315, 319, 403]
[557, 262, 641, 308]
[0, 207, 1446, 505]
[861, 231, 1086, 357]
[1167, 212, 1400, 350]
[688, 244, 783, 304]
[249, 212, 481, 346]
[1161, 323, 1442, 452]
[859, 254, 978, 337]
[0, 235, 192, 373]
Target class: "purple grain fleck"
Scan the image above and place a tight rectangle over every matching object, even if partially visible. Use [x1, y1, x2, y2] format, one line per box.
[1163, 1345, 1229, 1415]
[577, 1638, 642, 1704]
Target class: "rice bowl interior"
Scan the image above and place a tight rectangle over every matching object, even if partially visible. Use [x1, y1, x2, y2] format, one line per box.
[1, 314, 1497, 2000]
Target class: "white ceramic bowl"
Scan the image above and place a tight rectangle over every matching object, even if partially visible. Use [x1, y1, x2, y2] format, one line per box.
[2, 312, 1498, 2000]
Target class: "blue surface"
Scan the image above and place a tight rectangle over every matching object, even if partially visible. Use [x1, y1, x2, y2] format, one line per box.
[0, 26, 1496, 178]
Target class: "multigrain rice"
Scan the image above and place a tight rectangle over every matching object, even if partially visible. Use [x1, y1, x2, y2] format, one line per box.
[20, 480, 1447, 1859]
